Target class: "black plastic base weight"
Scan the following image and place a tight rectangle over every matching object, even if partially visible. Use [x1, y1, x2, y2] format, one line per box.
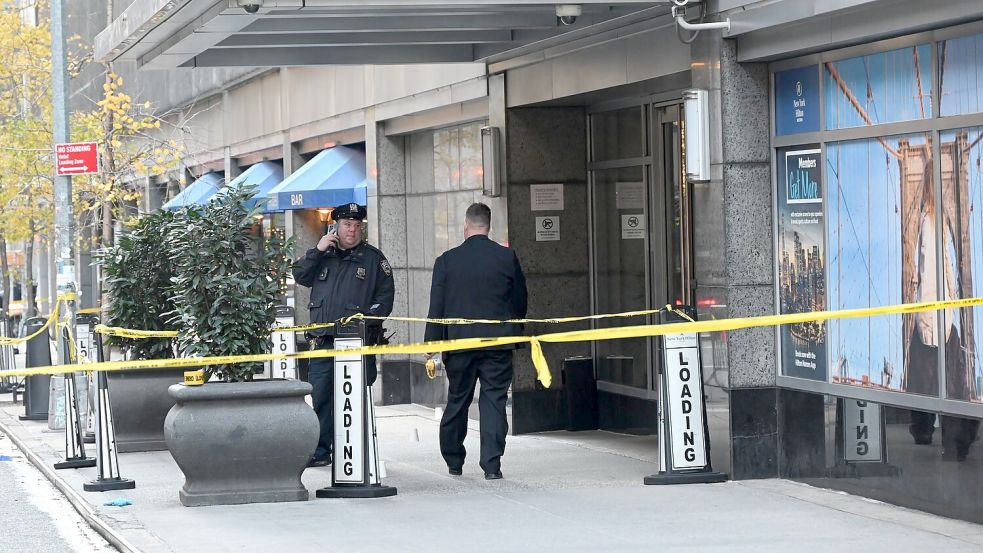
[316, 485, 397, 499]
[644, 471, 728, 485]
[84, 478, 136, 492]
[83, 434, 95, 444]
[827, 462, 901, 479]
[19, 414, 47, 421]
[54, 458, 96, 470]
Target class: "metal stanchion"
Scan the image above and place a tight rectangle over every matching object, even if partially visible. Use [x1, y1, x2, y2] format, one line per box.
[644, 306, 727, 485]
[83, 328, 134, 490]
[316, 320, 396, 499]
[76, 314, 98, 444]
[54, 325, 95, 469]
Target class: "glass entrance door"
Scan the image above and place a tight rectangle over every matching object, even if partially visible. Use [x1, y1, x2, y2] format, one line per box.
[589, 101, 693, 400]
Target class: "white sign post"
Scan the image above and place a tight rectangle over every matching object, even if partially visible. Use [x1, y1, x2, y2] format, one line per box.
[316, 322, 396, 499]
[645, 308, 727, 485]
[843, 400, 883, 462]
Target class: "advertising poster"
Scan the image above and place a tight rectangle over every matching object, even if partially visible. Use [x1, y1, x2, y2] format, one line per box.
[777, 146, 827, 381]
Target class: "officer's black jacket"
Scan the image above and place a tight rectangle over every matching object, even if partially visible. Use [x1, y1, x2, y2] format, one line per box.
[292, 241, 395, 336]
[424, 234, 527, 346]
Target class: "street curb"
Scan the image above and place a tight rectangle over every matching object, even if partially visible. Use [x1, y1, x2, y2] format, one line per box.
[0, 415, 144, 553]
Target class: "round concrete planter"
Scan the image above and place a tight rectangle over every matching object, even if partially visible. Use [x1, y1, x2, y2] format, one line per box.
[108, 369, 185, 452]
[164, 379, 318, 507]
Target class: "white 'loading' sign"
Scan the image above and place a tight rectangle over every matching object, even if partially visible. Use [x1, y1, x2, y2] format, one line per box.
[662, 332, 709, 470]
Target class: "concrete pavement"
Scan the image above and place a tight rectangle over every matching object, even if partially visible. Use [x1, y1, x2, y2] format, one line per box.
[1, 397, 982, 553]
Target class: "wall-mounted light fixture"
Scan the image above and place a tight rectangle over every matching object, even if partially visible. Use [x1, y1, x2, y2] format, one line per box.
[682, 88, 710, 182]
[480, 126, 502, 197]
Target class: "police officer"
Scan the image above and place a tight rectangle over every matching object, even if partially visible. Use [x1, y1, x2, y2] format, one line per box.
[293, 202, 395, 467]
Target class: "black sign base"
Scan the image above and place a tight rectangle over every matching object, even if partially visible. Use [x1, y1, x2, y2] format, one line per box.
[827, 462, 901, 479]
[84, 477, 135, 492]
[54, 457, 96, 469]
[83, 432, 95, 444]
[644, 471, 728, 485]
[316, 484, 397, 499]
[19, 414, 47, 421]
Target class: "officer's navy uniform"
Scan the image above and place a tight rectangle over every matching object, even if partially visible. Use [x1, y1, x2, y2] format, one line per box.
[424, 234, 527, 477]
[292, 203, 394, 465]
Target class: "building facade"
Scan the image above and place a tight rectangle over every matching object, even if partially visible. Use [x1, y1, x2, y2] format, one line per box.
[82, 0, 983, 522]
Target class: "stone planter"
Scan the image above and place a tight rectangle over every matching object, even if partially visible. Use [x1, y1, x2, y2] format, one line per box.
[164, 379, 318, 507]
[108, 368, 185, 452]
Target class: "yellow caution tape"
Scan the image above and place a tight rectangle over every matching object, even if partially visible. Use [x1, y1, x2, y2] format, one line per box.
[94, 324, 178, 339]
[3, 296, 983, 389]
[342, 308, 662, 327]
[78, 307, 101, 315]
[184, 370, 205, 386]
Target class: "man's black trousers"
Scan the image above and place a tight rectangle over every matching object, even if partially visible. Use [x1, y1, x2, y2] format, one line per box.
[440, 350, 513, 475]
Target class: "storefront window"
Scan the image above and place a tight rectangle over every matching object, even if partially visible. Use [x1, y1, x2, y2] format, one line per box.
[940, 33, 983, 116]
[823, 44, 933, 130]
[941, 126, 983, 402]
[826, 134, 933, 394]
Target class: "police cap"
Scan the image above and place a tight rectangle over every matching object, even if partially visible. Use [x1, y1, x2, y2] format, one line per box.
[332, 202, 366, 221]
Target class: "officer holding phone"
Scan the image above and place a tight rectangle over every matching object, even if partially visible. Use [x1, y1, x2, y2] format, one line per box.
[292, 202, 395, 467]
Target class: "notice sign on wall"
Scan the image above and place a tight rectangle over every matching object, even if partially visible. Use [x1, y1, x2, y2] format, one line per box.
[535, 216, 560, 241]
[334, 338, 364, 484]
[662, 332, 708, 470]
[616, 182, 644, 210]
[621, 214, 645, 239]
[530, 184, 564, 211]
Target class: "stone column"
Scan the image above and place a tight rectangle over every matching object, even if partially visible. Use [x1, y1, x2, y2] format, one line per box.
[691, 33, 777, 479]
[505, 105, 591, 434]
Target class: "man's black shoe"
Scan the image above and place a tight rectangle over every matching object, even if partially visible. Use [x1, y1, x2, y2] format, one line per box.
[484, 472, 503, 480]
[307, 456, 331, 468]
[448, 467, 463, 476]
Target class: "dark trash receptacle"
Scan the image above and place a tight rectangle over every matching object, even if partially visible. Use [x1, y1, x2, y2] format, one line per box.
[563, 357, 598, 431]
[21, 317, 51, 420]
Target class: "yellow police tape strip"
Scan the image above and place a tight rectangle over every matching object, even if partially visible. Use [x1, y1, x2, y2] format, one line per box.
[3, 296, 983, 389]
[341, 308, 665, 326]
[92, 308, 665, 339]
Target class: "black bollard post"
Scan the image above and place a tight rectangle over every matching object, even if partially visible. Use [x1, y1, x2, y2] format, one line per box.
[19, 317, 51, 421]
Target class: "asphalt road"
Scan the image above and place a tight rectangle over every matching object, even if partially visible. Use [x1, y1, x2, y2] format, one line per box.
[0, 430, 116, 553]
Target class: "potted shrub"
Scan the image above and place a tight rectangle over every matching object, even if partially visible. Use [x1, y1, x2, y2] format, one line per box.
[162, 183, 318, 507]
[98, 209, 183, 452]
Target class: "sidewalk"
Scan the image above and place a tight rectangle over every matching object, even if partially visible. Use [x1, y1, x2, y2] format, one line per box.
[2, 397, 983, 553]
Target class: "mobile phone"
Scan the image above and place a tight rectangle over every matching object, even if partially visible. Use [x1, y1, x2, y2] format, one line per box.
[326, 222, 337, 235]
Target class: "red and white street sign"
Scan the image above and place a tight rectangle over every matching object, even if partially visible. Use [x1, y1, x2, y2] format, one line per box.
[55, 142, 99, 176]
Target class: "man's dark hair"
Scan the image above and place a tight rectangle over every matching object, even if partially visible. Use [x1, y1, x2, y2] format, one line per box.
[465, 202, 491, 228]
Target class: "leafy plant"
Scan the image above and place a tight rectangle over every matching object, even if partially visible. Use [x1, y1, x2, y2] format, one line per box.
[166, 183, 293, 382]
[98, 210, 178, 360]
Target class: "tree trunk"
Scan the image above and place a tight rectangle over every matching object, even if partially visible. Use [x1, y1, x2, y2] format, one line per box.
[24, 221, 35, 321]
[0, 236, 10, 336]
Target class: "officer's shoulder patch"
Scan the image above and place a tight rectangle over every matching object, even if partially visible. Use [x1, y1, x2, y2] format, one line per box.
[380, 259, 392, 276]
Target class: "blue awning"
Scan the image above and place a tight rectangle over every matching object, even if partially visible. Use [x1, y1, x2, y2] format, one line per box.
[161, 172, 223, 211]
[266, 146, 366, 211]
[217, 161, 284, 213]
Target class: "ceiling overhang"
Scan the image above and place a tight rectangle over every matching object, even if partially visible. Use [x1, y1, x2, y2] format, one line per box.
[95, 1, 671, 69]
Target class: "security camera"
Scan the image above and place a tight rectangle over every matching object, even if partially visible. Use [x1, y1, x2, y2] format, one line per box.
[556, 4, 581, 26]
[236, 0, 262, 14]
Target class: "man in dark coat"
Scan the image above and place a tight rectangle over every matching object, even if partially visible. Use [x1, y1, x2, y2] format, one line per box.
[425, 202, 527, 480]
[293, 202, 394, 467]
